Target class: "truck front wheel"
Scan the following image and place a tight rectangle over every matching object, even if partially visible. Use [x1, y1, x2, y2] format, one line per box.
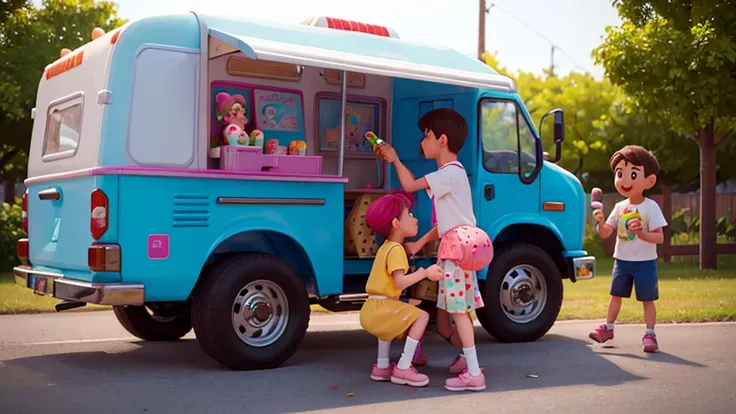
[191, 253, 310, 370]
[476, 243, 563, 343]
[113, 304, 192, 341]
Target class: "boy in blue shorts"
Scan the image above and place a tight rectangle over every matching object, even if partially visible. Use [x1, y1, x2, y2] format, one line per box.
[590, 145, 667, 353]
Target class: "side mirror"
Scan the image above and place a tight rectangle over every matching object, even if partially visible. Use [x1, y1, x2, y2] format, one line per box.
[539, 109, 565, 163]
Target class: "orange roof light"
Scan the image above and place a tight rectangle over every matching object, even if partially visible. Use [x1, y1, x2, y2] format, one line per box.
[91, 27, 105, 40]
[46, 50, 84, 80]
[110, 27, 122, 44]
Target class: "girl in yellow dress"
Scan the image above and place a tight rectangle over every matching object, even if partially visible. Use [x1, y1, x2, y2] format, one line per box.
[359, 192, 444, 387]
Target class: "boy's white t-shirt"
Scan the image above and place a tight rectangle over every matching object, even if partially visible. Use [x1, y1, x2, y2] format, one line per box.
[425, 161, 476, 237]
[605, 197, 668, 262]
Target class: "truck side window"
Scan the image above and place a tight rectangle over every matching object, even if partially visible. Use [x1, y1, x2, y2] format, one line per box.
[128, 46, 199, 166]
[480, 99, 538, 179]
[518, 111, 537, 179]
[43, 95, 83, 160]
[480, 100, 518, 174]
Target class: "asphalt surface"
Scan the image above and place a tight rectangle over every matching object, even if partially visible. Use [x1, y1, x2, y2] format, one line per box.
[0, 311, 734, 414]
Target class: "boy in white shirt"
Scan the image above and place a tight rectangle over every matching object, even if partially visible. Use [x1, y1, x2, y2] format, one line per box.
[590, 145, 668, 353]
[375, 108, 491, 391]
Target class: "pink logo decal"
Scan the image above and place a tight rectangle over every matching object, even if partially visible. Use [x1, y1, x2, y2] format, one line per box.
[148, 234, 170, 260]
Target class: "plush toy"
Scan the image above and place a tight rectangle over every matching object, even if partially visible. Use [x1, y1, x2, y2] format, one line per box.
[215, 92, 249, 146]
[249, 129, 265, 148]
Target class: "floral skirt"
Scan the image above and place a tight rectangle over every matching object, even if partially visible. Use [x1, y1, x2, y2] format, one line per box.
[437, 260, 484, 313]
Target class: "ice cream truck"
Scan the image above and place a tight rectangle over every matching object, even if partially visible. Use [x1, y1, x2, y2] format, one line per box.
[14, 12, 595, 370]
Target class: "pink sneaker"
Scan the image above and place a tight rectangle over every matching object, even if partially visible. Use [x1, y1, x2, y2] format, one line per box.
[448, 354, 467, 374]
[642, 333, 659, 353]
[370, 363, 395, 382]
[412, 342, 427, 366]
[390, 365, 430, 387]
[589, 324, 614, 343]
[444, 369, 486, 392]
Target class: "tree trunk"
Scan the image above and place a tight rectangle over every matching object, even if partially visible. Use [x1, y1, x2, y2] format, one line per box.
[660, 185, 672, 263]
[3, 180, 16, 204]
[698, 124, 718, 270]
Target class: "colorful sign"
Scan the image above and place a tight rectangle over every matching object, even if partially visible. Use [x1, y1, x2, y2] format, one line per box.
[254, 89, 301, 131]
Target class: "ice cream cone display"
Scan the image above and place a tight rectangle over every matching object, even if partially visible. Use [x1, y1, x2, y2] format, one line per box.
[288, 140, 307, 156]
[265, 139, 279, 154]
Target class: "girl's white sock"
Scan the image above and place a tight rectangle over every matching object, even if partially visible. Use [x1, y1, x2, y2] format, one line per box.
[377, 339, 391, 368]
[396, 337, 419, 370]
[463, 346, 482, 376]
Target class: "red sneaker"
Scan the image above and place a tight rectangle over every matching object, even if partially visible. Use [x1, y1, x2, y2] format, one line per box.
[642, 333, 659, 353]
[589, 324, 614, 343]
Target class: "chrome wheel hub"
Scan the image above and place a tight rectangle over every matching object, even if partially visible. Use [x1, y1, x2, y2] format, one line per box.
[231, 280, 289, 347]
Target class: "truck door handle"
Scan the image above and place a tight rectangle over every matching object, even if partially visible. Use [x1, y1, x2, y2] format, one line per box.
[38, 188, 61, 201]
[484, 185, 494, 200]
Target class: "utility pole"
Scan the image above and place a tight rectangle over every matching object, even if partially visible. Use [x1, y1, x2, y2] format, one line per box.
[549, 45, 555, 76]
[478, 0, 486, 61]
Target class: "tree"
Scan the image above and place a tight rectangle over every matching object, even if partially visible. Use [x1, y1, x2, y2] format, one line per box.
[483, 51, 626, 185]
[594, 0, 736, 269]
[0, 0, 126, 202]
[596, 98, 702, 192]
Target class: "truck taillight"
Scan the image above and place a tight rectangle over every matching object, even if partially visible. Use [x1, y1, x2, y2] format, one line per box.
[21, 190, 28, 234]
[90, 189, 109, 240]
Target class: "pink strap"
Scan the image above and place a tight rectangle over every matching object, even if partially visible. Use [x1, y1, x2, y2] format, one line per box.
[439, 161, 464, 170]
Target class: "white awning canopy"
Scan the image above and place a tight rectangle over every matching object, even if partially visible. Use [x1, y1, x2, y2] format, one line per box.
[206, 24, 516, 92]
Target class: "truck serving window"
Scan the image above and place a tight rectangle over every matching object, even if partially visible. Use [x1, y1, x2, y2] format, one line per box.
[480, 99, 538, 179]
[42, 93, 83, 161]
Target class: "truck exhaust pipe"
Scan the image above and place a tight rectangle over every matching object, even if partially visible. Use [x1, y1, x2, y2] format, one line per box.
[55, 301, 87, 312]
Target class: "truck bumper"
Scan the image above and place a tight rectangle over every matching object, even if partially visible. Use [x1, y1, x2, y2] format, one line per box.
[569, 256, 596, 282]
[13, 265, 144, 306]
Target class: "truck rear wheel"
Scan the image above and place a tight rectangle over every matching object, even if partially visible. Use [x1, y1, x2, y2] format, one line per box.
[191, 253, 310, 370]
[476, 243, 563, 343]
[113, 305, 192, 341]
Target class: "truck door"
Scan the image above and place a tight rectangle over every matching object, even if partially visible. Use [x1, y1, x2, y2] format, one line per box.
[475, 98, 541, 245]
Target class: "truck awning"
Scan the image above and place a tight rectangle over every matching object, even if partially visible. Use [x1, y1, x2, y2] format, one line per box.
[201, 14, 516, 92]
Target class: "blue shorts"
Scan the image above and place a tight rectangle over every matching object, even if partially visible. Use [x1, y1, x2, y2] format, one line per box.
[611, 259, 659, 301]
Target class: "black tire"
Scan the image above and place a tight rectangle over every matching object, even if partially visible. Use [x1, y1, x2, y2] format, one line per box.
[191, 253, 310, 370]
[476, 243, 563, 343]
[113, 305, 192, 341]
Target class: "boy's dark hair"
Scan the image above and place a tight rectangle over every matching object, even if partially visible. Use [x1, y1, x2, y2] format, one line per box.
[418, 108, 468, 154]
[609, 145, 660, 177]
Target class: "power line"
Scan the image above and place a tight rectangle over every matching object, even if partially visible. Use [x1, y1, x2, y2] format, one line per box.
[485, 2, 592, 74]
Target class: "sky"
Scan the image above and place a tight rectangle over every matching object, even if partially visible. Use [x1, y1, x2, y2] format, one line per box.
[37, 0, 623, 79]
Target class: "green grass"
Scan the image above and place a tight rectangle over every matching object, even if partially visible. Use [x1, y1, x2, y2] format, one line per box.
[3, 255, 736, 322]
[0, 273, 109, 314]
[560, 255, 736, 323]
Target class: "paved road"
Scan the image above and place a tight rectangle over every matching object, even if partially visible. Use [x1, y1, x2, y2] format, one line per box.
[0, 311, 734, 414]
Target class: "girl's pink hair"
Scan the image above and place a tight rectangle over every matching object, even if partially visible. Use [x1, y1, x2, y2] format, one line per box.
[365, 190, 415, 238]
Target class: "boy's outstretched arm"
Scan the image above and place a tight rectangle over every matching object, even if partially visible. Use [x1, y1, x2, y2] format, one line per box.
[405, 226, 439, 256]
[393, 158, 429, 193]
[376, 144, 428, 193]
